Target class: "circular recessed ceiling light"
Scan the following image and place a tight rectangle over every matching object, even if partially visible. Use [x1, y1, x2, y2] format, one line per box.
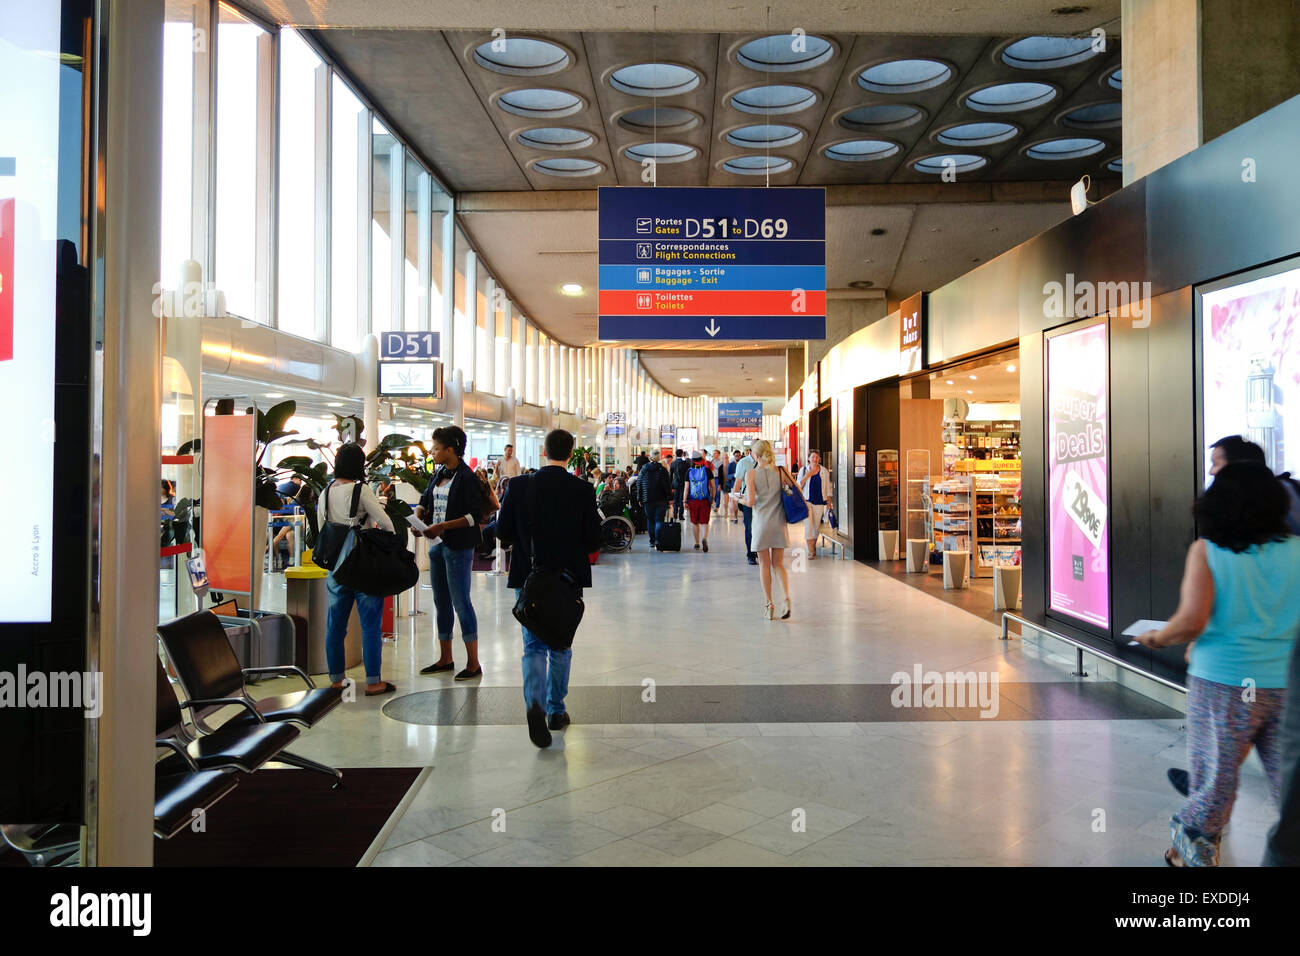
[913, 153, 987, 175]
[969, 374, 978, 380]
[515, 127, 596, 150]
[946, 379, 955, 385]
[472, 37, 571, 76]
[721, 154, 794, 175]
[768, 377, 775, 382]
[496, 88, 584, 118]
[1106, 67, 1122, 90]
[870, 227, 887, 236]
[964, 81, 1057, 113]
[1006, 364, 1017, 373]
[857, 58, 952, 94]
[937, 121, 1019, 147]
[265, 392, 285, 398]
[1001, 35, 1101, 70]
[729, 84, 818, 115]
[824, 139, 899, 162]
[837, 103, 926, 132]
[1061, 101, 1121, 129]
[736, 33, 835, 72]
[725, 123, 804, 148]
[1026, 136, 1106, 160]
[326, 402, 344, 408]
[848, 280, 875, 289]
[609, 62, 701, 97]
[616, 106, 702, 134]
[1105, 156, 1122, 173]
[680, 377, 691, 383]
[530, 156, 604, 177]
[624, 142, 698, 164]
[560, 283, 584, 295]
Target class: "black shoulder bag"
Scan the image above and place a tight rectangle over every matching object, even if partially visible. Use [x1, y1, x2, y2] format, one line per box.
[512, 476, 585, 650]
[313, 481, 361, 570]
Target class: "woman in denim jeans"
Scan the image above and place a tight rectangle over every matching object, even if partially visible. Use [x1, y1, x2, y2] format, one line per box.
[416, 425, 485, 681]
[317, 442, 396, 696]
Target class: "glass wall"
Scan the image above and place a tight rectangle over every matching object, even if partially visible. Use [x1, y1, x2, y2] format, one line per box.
[330, 75, 366, 351]
[403, 154, 426, 331]
[160, 2, 204, 289]
[276, 29, 324, 338]
[214, 3, 271, 323]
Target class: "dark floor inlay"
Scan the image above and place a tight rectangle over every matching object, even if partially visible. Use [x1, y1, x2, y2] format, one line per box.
[381, 681, 1179, 726]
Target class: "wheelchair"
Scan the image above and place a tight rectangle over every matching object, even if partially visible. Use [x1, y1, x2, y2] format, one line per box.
[597, 508, 635, 553]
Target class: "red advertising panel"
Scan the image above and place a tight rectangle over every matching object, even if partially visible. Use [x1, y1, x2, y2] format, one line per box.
[202, 414, 255, 593]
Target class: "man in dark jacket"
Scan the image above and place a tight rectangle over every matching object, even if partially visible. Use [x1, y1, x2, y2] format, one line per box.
[669, 448, 691, 520]
[637, 449, 673, 550]
[497, 429, 603, 748]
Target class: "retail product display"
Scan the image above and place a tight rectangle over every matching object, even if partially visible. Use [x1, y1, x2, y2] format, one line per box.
[928, 477, 972, 556]
[972, 473, 1022, 576]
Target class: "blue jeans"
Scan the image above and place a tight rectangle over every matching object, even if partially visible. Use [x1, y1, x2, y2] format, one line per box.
[325, 574, 385, 685]
[517, 589, 571, 716]
[740, 504, 754, 555]
[428, 543, 478, 643]
[646, 501, 668, 547]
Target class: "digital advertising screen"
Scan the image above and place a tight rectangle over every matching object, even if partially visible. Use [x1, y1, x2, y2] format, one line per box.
[717, 402, 763, 433]
[378, 360, 441, 397]
[1199, 259, 1300, 482]
[0, 3, 61, 622]
[1047, 321, 1110, 630]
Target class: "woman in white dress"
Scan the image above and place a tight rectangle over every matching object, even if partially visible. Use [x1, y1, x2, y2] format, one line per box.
[744, 439, 791, 620]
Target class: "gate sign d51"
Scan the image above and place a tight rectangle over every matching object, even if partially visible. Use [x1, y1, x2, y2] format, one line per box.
[380, 330, 441, 360]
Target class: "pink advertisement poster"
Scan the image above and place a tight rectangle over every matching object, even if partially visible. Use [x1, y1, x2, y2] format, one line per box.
[1201, 263, 1300, 481]
[1048, 322, 1110, 629]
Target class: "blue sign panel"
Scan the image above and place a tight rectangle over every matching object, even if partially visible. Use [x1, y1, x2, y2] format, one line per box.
[598, 187, 826, 342]
[718, 402, 765, 433]
[379, 330, 441, 359]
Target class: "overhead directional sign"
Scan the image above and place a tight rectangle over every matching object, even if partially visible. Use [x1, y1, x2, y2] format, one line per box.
[718, 402, 764, 433]
[598, 187, 826, 342]
[379, 330, 441, 360]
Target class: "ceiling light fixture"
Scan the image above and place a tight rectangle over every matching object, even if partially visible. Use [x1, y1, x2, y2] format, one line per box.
[265, 392, 285, 399]
[680, 377, 691, 383]
[1006, 364, 1017, 373]
[326, 402, 344, 408]
[560, 283, 584, 295]
[969, 374, 978, 380]
[946, 379, 954, 385]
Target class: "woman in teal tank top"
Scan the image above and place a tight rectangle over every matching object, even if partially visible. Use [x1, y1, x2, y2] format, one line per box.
[1136, 462, 1300, 866]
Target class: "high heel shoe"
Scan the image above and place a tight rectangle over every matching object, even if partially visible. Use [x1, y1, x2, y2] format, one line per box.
[780, 599, 791, 620]
[763, 602, 775, 620]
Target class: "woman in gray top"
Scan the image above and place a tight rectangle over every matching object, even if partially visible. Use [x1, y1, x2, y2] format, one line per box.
[744, 439, 791, 620]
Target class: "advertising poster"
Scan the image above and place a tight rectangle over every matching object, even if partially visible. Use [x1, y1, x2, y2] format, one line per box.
[1047, 322, 1109, 629]
[0, 4, 60, 622]
[1201, 262, 1300, 481]
[717, 402, 763, 433]
[677, 426, 700, 453]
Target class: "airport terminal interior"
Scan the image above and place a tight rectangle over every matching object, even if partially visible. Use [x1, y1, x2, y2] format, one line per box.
[3, 0, 1300, 879]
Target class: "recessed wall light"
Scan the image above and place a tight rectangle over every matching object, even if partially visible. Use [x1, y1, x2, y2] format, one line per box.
[561, 283, 584, 295]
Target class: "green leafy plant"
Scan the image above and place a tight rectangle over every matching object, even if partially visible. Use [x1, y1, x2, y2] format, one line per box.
[569, 445, 595, 471]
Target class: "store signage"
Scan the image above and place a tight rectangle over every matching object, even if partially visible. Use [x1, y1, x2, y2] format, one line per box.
[718, 402, 763, 433]
[377, 360, 443, 398]
[379, 330, 440, 360]
[899, 291, 927, 375]
[597, 186, 826, 341]
[1199, 258, 1300, 481]
[1047, 322, 1110, 629]
[0, 9, 58, 621]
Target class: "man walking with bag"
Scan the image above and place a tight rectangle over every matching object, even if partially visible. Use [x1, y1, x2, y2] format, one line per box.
[496, 429, 603, 748]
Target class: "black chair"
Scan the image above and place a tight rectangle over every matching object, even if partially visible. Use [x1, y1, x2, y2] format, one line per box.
[154, 771, 239, 840]
[155, 656, 303, 778]
[0, 824, 80, 866]
[156, 613, 343, 785]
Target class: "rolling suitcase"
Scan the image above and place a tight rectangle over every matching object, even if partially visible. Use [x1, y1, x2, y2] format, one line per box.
[656, 519, 682, 552]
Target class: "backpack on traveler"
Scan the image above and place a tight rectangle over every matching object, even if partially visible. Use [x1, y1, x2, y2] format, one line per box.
[687, 464, 710, 501]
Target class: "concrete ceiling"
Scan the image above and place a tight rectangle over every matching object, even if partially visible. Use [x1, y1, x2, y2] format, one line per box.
[244, 1, 1119, 37]
[309, 28, 1122, 192]
[637, 349, 789, 404]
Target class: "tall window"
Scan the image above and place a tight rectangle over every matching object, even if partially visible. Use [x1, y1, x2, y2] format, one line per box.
[430, 185, 450, 344]
[370, 118, 395, 334]
[160, 2, 204, 290]
[214, 4, 271, 323]
[453, 226, 472, 380]
[330, 75, 366, 351]
[403, 154, 426, 331]
[276, 30, 324, 338]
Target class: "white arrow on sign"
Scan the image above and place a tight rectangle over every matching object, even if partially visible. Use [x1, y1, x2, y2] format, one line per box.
[705, 319, 720, 337]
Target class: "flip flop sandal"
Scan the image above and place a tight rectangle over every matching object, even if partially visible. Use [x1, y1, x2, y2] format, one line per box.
[364, 681, 398, 697]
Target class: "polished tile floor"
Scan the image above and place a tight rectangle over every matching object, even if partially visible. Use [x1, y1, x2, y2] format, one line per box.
[256, 516, 1278, 866]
